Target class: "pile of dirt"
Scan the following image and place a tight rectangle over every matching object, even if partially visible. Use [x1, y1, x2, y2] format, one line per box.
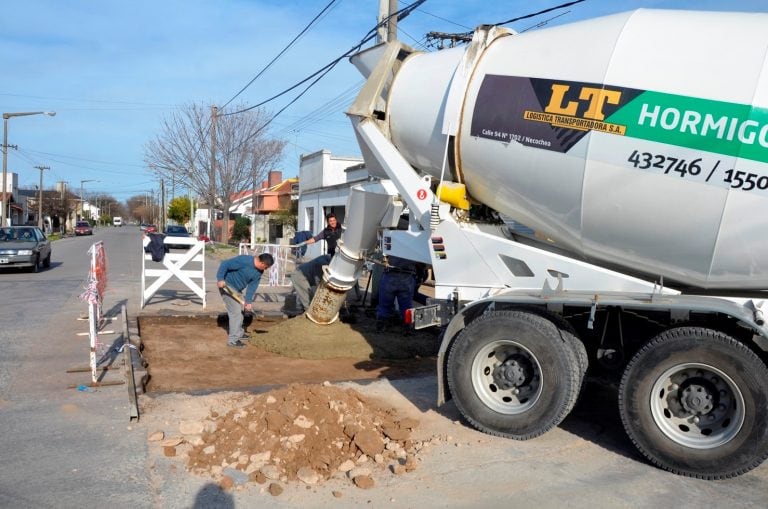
[153, 384, 441, 493]
[247, 314, 439, 360]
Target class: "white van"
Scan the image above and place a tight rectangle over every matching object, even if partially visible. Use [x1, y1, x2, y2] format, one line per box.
[113, 217, 123, 227]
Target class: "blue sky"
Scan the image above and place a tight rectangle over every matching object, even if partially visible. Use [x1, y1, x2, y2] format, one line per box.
[1, 0, 766, 202]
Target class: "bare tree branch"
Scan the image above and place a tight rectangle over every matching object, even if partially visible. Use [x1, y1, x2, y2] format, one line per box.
[144, 102, 285, 244]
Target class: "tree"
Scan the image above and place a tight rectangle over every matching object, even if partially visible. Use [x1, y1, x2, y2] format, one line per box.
[144, 102, 285, 245]
[168, 196, 194, 224]
[91, 192, 120, 225]
[41, 187, 77, 232]
[231, 216, 251, 243]
[270, 199, 298, 229]
[126, 193, 156, 224]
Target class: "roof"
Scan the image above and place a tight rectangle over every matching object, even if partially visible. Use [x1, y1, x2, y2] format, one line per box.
[230, 177, 299, 204]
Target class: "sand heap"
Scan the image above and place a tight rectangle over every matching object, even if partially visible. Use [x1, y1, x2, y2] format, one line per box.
[177, 383, 436, 492]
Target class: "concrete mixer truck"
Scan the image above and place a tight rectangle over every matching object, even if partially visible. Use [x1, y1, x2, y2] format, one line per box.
[305, 8, 768, 479]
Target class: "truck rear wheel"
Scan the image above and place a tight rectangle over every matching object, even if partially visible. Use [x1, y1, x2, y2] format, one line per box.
[447, 310, 580, 440]
[619, 327, 768, 479]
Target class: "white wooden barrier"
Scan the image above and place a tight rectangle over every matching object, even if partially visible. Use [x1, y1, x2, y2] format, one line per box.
[141, 236, 206, 308]
[238, 243, 295, 287]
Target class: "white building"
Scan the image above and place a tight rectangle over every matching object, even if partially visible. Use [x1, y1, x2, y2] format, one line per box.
[297, 149, 369, 259]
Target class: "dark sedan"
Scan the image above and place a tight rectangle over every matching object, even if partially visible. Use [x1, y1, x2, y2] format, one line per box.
[74, 221, 93, 235]
[0, 226, 52, 272]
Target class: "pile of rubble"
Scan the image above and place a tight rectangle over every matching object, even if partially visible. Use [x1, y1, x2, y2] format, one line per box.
[151, 383, 442, 495]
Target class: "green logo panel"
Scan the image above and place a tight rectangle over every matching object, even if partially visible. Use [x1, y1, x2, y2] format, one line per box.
[607, 91, 768, 164]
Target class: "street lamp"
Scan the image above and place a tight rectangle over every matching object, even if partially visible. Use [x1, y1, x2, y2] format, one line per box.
[1, 111, 56, 226]
[80, 179, 98, 221]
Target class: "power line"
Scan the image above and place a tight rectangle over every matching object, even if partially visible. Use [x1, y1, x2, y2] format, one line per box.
[494, 0, 585, 27]
[276, 80, 363, 135]
[223, 0, 428, 118]
[416, 8, 472, 30]
[398, 26, 429, 50]
[155, 0, 428, 190]
[0, 92, 173, 108]
[427, 0, 585, 47]
[518, 10, 573, 33]
[220, 0, 341, 109]
[22, 149, 146, 168]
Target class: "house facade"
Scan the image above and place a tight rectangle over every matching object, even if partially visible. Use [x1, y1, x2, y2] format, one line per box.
[227, 170, 300, 245]
[0, 173, 23, 226]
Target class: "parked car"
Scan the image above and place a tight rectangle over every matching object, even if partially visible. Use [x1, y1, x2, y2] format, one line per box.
[74, 221, 93, 236]
[140, 223, 148, 231]
[0, 226, 52, 272]
[164, 225, 190, 250]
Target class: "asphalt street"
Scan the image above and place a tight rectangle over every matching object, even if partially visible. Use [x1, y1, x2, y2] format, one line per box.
[0, 226, 150, 508]
[0, 226, 766, 509]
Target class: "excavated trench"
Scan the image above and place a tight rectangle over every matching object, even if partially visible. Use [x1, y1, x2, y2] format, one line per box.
[138, 311, 439, 393]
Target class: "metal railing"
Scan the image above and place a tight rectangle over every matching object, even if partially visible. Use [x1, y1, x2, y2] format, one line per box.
[238, 243, 296, 287]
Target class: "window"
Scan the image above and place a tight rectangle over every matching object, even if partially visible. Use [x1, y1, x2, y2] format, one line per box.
[305, 207, 314, 233]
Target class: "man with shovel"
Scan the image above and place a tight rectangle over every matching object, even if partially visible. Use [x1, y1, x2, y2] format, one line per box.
[216, 252, 274, 348]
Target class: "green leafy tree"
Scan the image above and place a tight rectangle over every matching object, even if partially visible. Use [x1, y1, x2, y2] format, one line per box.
[231, 216, 251, 243]
[168, 196, 194, 224]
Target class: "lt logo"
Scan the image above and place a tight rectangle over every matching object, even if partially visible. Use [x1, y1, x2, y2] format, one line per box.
[544, 83, 622, 121]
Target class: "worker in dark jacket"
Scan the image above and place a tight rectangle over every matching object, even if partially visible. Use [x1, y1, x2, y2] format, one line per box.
[304, 213, 343, 256]
[290, 254, 332, 314]
[376, 255, 418, 332]
[216, 252, 274, 348]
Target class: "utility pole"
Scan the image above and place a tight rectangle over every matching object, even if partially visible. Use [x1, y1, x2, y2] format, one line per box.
[160, 178, 166, 232]
[59, 181, 68, 234]
[388, 0, 398, 42]
[34, 165, 49, 230]
[79, 179, 97, 221]
[210, 105, 218, 241]
[377, 0, 398, 43]
[377, 0, 388, 43]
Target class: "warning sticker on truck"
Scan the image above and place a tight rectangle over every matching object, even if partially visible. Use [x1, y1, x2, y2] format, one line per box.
[471, 75, 768, 164]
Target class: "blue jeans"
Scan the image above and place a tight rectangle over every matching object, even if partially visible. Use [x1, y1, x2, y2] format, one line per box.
[221, 290, 245, 344]
[376, 272, 415, 323]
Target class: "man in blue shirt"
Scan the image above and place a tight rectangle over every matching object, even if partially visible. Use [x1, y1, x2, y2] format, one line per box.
[216, 252, 274, 348]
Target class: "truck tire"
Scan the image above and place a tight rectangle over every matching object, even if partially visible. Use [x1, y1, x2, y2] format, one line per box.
[519, 307, 588, 384]
[619, 327, 768, 479]
[562, 329, 588, 398]
[447, 310, 580, 440]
